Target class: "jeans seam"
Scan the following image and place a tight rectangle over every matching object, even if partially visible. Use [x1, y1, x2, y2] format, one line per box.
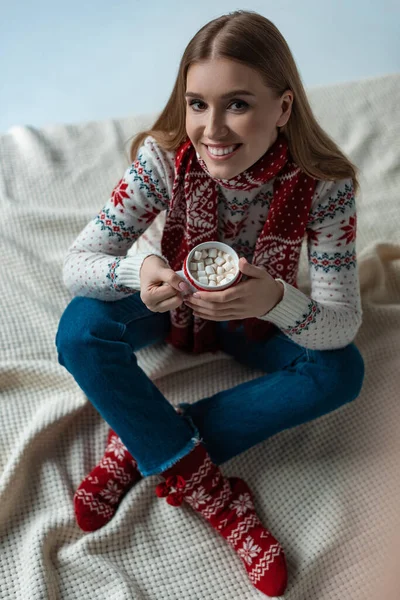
[120, 309, 155, 327]
[117, 311, 170, 346]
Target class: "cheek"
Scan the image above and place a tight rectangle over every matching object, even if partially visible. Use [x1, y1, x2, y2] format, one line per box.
[185, 113, 201, 143]
[248, 113, 276, 137]
[231, 114, 271, 141]
[185, 112, 192, 135]
[229, 114, 255, 135]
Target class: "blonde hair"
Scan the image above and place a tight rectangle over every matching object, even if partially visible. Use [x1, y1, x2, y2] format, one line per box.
[129, 10, 359, 193]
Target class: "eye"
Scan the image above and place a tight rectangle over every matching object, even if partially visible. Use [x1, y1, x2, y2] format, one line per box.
[188, 100, 207, 111]
[228, 100, 249, 112]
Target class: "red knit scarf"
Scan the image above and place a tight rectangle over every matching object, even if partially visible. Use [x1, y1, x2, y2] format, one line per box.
[161, 134, 316, 353]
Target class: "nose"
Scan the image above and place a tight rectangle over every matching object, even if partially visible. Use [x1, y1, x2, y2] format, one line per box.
[204, 108, 229, 140]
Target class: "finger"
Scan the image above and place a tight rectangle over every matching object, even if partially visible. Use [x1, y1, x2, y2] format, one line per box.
[146, 283, 180, 303]
[193, 312, 239, 322]
[238, 257, 266, 279]
[185, 298, 241, 312]
[162, 268, 191, 293]
[192, 283, 248, 303]
[187, 301, 239, 317]
[155, 295, 183, 313]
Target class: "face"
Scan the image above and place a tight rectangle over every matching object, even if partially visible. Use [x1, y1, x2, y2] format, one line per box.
[185, 58, 293, 179]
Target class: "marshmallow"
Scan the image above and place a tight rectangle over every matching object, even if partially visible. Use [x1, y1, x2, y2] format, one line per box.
[188, 246, 238, 287]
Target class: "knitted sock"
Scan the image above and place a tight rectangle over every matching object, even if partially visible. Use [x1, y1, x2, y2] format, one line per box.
[74, 429, 142, 532]
[156, 442, 287, 597]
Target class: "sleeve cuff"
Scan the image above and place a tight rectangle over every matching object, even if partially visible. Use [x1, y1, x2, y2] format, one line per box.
[259, 278, 313, 328]
[116, 252, 169, 291]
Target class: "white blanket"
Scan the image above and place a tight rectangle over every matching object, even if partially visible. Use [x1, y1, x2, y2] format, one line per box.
[1, 72, 399, 600]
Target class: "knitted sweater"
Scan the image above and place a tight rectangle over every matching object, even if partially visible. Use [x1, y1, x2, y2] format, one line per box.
[63, 136, 362, 351]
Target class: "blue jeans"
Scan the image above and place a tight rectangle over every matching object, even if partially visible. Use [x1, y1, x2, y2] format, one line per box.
[55, 293, 365, 476]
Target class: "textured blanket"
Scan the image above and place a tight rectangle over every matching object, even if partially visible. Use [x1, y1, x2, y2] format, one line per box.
[1, 73, 399, 599]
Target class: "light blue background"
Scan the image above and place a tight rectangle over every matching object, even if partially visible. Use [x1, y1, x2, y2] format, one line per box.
[1, 0, 399, 133]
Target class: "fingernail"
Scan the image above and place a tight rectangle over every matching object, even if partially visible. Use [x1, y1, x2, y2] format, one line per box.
[193, 293, 200, 298]
[179, 282, 187, 291]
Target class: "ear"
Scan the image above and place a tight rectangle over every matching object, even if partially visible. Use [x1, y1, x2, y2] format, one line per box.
[276, 90, 294, 128]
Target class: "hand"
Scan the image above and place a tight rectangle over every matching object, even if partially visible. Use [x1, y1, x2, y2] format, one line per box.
[184, 257, 284, 321]
[140, 255, 191, 313]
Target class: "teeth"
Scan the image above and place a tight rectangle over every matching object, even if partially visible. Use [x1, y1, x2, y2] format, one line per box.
[208, 145, 237, 156]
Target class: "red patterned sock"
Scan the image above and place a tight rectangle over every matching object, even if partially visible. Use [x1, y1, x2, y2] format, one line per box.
[156, 443, 287, 597]
[74, 429, 142, 532]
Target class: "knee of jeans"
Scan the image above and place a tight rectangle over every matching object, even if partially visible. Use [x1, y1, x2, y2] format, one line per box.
[310, 343, 365, 405]
[55, 296, 121, 364]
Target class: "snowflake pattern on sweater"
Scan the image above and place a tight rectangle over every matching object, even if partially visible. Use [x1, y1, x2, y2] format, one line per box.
[63, 136, 362, 350]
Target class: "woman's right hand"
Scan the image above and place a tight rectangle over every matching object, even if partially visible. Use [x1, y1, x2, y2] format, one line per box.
[140, 255, 190, 313]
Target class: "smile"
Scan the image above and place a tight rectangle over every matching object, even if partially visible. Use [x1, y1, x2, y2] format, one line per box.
[204, 144, 242, 160]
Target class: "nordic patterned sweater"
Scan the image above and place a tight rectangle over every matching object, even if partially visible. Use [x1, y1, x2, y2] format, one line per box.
[63, 136, 362, 351]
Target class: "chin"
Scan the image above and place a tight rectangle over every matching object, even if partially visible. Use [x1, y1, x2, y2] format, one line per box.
[203, 160, 245, 180]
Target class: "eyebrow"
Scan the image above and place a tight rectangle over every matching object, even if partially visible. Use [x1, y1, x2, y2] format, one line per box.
[185, 90, 255, 99]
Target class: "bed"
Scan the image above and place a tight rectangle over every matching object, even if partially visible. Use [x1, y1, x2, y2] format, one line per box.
[1, 72, 399, 599]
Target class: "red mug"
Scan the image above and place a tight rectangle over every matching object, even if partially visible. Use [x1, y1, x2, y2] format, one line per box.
[176, 241, 242, 293]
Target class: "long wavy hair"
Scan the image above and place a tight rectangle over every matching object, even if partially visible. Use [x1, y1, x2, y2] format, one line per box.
[129, 10, 359, 192]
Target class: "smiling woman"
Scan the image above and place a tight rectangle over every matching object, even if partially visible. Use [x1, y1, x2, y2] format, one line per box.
[184, 58, 293, 179]
[56, 10, 365, 599]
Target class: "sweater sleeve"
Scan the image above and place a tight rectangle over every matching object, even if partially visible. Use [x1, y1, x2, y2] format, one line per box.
[63, 137, 175, 300]
[259, 178, 363, 350]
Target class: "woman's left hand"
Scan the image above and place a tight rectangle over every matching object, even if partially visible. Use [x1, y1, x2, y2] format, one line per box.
[184, 257, 284, 321]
